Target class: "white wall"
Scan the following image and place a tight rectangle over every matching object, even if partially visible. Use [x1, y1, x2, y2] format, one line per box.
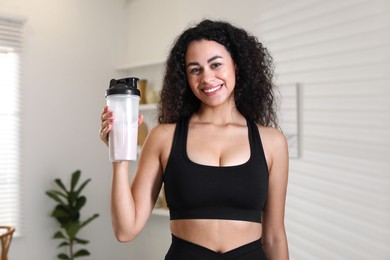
[251, 0, 390, 259]
[125, 0, 262, 66]
[0, 0, 144, 259]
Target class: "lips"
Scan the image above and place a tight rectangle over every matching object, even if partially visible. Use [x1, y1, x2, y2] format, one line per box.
[202, 84, 222, 94]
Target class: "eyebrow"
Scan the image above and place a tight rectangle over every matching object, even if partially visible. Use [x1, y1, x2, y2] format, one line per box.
[207, 55, 222, 63]
[186, 55, 223, 68]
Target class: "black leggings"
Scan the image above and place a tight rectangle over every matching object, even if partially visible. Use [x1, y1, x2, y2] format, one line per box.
[165, 234, 267, 260]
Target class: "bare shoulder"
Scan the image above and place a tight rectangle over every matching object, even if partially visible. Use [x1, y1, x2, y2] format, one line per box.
[144, 123, 176, 146]
[141, 123, 176, 159]
[257, 125, 288, 169]
[149, 123, 176, 137]
[140, 123, 175, 169]
[257, 125, 287, 148]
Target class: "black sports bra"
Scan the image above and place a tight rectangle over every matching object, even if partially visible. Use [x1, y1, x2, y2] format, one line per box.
[163, 117, 269, 223]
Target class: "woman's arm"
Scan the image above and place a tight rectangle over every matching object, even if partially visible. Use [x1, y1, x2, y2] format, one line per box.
[110, 127, 164, 242]
[260, 127, 289, 259]
[100, 106, 165, 242]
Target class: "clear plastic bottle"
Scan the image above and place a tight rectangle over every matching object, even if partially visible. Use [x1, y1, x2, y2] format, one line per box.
[105, 77, 140, 161]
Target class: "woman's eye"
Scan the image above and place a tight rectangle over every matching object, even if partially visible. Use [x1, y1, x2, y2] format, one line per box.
[211, 63, 221, 69]
[189, 67, 200, 74]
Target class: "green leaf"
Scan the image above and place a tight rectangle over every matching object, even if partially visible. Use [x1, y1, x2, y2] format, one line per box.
[46, 191, 66, 206]
[52, 190, 68, 199]
[51, 208, 69, 218]
[52, 205, 75, 227]
[57, 253, 70, 259]
[66, 214, 99, 240]
[57, 241, 70, 248]
[75, 196, 86, 211]
[79, 214, 99, 229]
[74, 237, 89, 245]
[53, 231, 66, 239]
[55, 179, 69, 194]
[71, 170, 81, 192]
[66, 222, 81, 240]
[74, 249, 90, 257]
[72, 212, 81, 223]
[75, 179, 91, 197]
[68, 191, 78, 206]
[62, 219, 77, 231]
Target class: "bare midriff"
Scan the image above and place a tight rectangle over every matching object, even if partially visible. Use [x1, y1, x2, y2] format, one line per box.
[170, 219, 262, 253]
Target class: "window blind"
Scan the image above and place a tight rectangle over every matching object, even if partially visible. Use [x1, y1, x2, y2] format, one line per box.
[0, 15, 25, 235]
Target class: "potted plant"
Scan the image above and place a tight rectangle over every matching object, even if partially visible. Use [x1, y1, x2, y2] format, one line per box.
[45, 170, 99, 259]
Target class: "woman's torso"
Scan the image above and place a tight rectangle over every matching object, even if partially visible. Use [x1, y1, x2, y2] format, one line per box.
[157, 116, 271, 253]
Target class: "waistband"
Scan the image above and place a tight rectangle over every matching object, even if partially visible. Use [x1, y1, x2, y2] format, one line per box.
[171, 234, 263, 258]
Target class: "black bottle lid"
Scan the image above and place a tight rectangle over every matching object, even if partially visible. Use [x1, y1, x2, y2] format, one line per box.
[105, 77, 141, 97]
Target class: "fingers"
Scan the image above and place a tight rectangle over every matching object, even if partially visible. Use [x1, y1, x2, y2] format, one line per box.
[101, 106, 113, 121]
[100, 106, 144, 146]
[100, 124, 111, 146]
[100, 106, 114, 146]
[138, 114, 144, 126]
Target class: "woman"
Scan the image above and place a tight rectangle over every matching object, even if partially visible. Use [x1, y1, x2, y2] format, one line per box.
[100, 20, 289, 260]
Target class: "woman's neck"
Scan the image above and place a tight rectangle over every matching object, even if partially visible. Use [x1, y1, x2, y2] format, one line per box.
[192, 103, 245, 126]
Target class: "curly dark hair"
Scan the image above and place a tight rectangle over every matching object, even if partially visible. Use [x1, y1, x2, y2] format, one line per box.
[158, 19, 278, 128]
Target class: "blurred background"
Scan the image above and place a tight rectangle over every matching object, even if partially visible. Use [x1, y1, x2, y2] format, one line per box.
[0, 0, 389, 259]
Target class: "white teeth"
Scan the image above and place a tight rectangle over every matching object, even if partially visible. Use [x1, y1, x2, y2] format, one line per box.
[203, 85, 221, 93]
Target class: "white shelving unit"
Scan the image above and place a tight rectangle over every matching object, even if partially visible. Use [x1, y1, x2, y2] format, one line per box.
[116, 61, 165, 93]
[140, 103, 158, 111]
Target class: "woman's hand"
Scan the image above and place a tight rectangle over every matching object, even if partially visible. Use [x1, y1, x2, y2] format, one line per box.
[99, 106, 144, 146]
[100, 106, 114, 146]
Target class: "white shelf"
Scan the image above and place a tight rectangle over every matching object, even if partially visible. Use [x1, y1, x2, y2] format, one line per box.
[152, 208, 169, 217]
[140, 103, 157, 111]
[115, 61, 164, 98]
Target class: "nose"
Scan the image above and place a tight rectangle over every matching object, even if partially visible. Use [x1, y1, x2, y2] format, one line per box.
[200, 68, 214, 84]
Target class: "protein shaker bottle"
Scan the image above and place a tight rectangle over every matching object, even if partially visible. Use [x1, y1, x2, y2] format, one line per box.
[105, 77, 141, 161]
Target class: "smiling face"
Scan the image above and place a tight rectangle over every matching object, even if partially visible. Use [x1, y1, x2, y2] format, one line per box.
[185, 40, 236, 108]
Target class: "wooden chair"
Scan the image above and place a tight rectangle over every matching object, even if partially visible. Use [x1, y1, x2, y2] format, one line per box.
[0, 226, 15, 260]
